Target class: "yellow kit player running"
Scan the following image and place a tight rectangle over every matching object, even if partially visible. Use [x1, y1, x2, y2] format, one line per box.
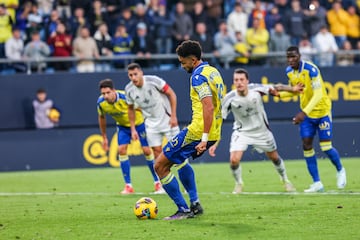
[97, 79, 163, 194]
[275, 46, 346, 192]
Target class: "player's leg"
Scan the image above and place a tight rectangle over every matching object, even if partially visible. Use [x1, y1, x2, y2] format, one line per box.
[265, 150, 295, 192]
[117, 126, 134, 194]
[154, 152, 194, 220]
[146, 131, 166, 193]
[229, 130, 247, 194]
[317, 115, 346, 189]
[301, 118, 324, 192]
[230, 151, 244, 194]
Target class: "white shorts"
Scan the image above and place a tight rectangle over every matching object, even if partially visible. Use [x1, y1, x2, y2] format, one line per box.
[229, 129, 277, 153]
[146, 126, 180, 147]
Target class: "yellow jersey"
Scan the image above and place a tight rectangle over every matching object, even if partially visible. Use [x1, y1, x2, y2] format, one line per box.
[97, 90, 144, 127]
[285, 60, 331, 118]
[187, 62, 225, 141]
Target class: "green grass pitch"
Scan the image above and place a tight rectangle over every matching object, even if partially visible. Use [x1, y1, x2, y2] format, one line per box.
[1, 158, 360, 240]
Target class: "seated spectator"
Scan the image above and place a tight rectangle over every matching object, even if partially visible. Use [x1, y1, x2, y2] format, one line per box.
[246, 17, 270, 66]
[47, 22, 72, 71]
[233, 31, 250, 66]
[15, 1, 32, 40]
[190, 22, 214, 54]
[54, 0, 72, 20]
[26, 2, 45, 41]
[112, 23, 133, 69]
[116, 7, 137, 37]
[72, 26, 99, 73]
[227, 2, 248, 38]
[265, 5, 282, 32]
[213, 20, 237, 68]
[69, 7, 90, 38]
[313, 25, 338, 67]
[44, 9, 63, 41]
[23, 30, 51, 72]
[269, 22, 291, 66]
[5, 27, 27, 73]
[94, 22, 113, 72]
[298, 37, 316, 62]
[132, 22, 156, 68]
[336, 40, 354, 66]
[88, 0, 110, 35]
[153, 4, 174, 55]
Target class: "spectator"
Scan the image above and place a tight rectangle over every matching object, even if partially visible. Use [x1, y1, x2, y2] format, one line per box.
[269, 22, 291, 66]
[345, 5, 359, 49]
[72, 26, 99, 73]
[26, 2, 45, 42]
[190, 1, 213, 35]
[102, 0, 126, 36]
[88, 0, 110, 35]
[153, 4, 174, 55]
[233, 31, 250, 65]
[213, 20, 237, 67]
[47, 22, 72, 71]
[70, 0, 92, 17]
[327, 1, 348, 48]
[240, 0, 255, 16]
[227, 2, 248, 37]
[15, 1, 32, 39]
[246, 16, 269, 65]
[336, 40, 354, 66]
[0, 3, 13, 66]
[1, 0, 18, 22]
[248, 0, 266, 29]
[298, 37, 316, 62]
[37, 0, 54, 18]
[5, 27, 27, 73]
[191, 22, 214, 54]
[303, 0, 327, 42]
[313, 25, 338, 67]
[112, 23, 133, 69]
[203, 0, 223, 29]
[116, 7, 137, 37]
[23, 30, 51, 72]
[172, 2, 193, 51]
[94, 22, 113, 72]
[133, 3, 155, 37]
[68, 7, 89, 38]
[32, 88, 60, 129]
[132, 22, 156, 68]
[54, 0, 71, 20]
[283, 0, 306, 46]
[44, 9, 62, 41]
[265, 5, 282, 32]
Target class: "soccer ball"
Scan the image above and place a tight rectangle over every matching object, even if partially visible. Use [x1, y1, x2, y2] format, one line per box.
[47, 108, 60, 122]
[134, 197, 158, 220]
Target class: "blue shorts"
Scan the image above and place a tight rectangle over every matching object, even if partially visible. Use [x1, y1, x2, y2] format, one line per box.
[300, 115, 333, 141]
[116, 123, 149, 147]
[163, 128, 216, 164]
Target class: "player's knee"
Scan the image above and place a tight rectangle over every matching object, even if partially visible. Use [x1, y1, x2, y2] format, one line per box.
[142, 146, 152, 155]
[118, 145, 127, 155]
[302, 143, 313, 151]
[230, 157, 240, 167]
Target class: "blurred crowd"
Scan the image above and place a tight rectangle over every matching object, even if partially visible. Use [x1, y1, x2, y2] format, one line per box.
[1, 0, 360, 74]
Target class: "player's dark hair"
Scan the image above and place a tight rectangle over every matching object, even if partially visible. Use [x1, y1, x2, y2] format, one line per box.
[234, 68, 249, 79]
[286, 46, 300, 54]
[176, 40, 202, 60]
[127, 62, 141, 71]
[99, 79, 114, 89]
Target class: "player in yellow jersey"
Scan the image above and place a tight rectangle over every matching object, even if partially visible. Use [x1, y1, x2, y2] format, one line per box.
[97, 79, 162, 194]
[275, 46, 346, 193]
[154, 40, 225, 220]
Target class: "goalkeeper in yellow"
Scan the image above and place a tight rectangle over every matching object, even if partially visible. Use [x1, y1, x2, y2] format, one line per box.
[275, 46, 346, 193]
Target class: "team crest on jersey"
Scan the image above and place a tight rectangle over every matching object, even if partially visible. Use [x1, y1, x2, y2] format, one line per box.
[319, 121, 330, 130]
[143, 98, 150, 104]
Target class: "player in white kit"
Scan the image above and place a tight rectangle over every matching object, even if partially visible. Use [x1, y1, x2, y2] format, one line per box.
[125, 63, 197, 196]
[209, 68, 295, 193]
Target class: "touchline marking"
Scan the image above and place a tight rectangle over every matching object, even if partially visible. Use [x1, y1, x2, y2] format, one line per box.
[0, 191, 359, 196]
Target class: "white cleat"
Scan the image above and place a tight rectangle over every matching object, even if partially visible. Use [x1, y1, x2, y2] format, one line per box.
[284, 180, 296, 192]
[232, 183, 243, 194]
[336, 167, 346, 189]
[304, 181, 324, 193]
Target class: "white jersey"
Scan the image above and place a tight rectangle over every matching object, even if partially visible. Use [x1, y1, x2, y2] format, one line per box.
[125, 75, 172, 132]
[222, 84, 273, 133]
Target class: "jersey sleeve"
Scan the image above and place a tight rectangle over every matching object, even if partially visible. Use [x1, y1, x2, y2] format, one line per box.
[221, 91, 235, 119]
[248, 83, 273, 95]
[191, 74, 212, 100]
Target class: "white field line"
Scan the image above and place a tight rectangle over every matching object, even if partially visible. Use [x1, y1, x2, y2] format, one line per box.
[0, 191, 360, 196]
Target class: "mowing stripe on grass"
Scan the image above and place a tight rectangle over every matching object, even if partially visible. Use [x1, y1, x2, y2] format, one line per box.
[1, 191, 359, 196]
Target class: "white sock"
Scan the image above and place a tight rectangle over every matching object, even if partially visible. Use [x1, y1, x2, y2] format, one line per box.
[231, 165, 243, 184]
[273, 157, 288, 182]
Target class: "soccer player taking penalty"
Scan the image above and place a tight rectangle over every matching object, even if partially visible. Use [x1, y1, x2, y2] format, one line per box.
[154, 40, 225, 220]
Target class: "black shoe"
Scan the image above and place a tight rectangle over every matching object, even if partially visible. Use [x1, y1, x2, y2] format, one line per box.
[190, 202, 204, 215]
[163, 210, 194, 220]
